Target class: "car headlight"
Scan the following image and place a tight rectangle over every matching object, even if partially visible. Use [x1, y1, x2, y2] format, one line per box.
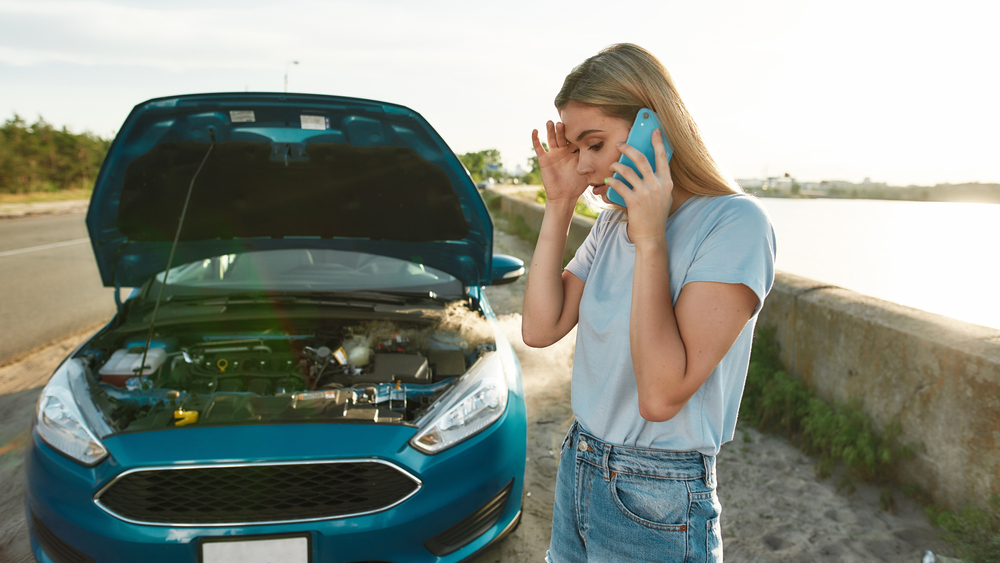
[35, 360, 109, 466]
[410, 352, 508, 454]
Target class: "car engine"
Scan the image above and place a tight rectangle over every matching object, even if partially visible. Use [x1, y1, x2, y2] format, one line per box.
[83, 309, 496, 433]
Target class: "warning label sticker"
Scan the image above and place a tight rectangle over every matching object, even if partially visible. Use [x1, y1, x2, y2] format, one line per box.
[300, 115, 327, 130]
[229, 110, 255, 123]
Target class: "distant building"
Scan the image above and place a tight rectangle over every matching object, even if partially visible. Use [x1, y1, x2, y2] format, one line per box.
[766, 176, 795, 190]
[737, 178, 765, 189]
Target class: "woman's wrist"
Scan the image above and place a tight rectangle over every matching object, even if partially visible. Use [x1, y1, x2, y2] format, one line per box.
[632, 235, 668, 255]
[543, 197, 578, 218]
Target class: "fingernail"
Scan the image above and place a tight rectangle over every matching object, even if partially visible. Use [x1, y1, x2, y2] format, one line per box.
[616, 142, 623, 147]
[604, 177, 611, 184]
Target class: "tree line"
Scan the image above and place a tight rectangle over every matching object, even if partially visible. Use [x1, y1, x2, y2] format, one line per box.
[0, 115, 111, 194]
[456, 148, 545, 186]
[458, 149, 503, 184]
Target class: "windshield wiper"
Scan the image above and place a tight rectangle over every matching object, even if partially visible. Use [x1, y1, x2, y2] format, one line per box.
[364, 290, 453, 306]
[148, 290, 446, 308]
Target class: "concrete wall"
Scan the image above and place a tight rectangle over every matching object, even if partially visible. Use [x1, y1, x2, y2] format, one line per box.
[487, 188, 1000, 512]
[760, 273, 1000, 512]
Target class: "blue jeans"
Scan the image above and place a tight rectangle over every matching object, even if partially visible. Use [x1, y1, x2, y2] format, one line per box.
[546, 421, 722, 562]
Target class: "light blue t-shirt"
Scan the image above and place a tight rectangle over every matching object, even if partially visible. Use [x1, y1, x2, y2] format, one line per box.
[565, 193, 776, 456]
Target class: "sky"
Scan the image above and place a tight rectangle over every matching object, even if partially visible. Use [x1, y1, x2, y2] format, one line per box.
[1, 0, 998, 186]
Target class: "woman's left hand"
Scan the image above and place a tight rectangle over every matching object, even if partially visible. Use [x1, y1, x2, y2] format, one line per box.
[606, 128, 674, 244]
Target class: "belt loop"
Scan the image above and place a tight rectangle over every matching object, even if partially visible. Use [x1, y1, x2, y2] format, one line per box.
[602, 443, 612, 482]
[702, 454, 715, 488]
[563, 420, 577, 452]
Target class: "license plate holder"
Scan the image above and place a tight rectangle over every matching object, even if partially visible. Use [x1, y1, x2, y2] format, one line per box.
[199, 533, 311, 563]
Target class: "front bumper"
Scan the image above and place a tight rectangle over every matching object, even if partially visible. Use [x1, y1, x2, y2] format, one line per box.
[25, 398, 526, 563]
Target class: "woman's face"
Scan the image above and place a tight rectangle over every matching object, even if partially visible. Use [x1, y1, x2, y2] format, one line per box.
[559, 101, 631, 204]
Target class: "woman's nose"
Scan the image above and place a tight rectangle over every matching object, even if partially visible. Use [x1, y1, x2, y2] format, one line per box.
[577, 153, 593, 175]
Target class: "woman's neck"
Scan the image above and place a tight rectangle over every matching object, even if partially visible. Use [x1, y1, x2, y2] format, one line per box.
[669, 188, 693, 216]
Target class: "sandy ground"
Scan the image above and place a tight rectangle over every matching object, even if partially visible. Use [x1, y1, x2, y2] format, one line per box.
[0, 207, 956, 562]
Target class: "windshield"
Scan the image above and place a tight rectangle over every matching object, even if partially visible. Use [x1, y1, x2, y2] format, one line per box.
[153, 249, 463, 297]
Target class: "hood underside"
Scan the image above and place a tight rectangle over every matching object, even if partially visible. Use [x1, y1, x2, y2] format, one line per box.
[87, 93, 492, 288]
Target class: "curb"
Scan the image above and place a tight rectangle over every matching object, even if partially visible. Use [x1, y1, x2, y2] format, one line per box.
[0, 199, 89, 219]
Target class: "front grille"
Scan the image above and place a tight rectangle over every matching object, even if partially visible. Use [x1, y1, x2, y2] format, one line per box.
[32, 513, 95, 563]
[95, 459, 420, 525]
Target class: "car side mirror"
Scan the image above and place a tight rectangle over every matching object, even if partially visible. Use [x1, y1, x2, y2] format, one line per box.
[490, 254, 524, 285]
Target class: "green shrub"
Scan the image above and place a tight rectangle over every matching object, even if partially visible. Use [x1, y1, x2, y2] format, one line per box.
[482, 190, 501, 211]
[0, 115, 110, 193]
[505, 214, 539, 248]
[927, 496, 1000, 563]
[521, 170, 541, 186]
[742, 327, 915, 483]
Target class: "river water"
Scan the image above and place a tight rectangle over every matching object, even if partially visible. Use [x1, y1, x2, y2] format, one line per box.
[757, 198, 1000, 331]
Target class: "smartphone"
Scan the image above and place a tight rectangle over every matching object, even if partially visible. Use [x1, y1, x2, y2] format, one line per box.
[608, 108, 672, 207]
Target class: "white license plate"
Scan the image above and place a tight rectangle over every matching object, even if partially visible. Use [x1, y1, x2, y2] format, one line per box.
[201, 536, 309, 563]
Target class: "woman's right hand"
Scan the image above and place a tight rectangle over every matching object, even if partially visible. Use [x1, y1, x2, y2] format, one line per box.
[532, 121, 590, 203]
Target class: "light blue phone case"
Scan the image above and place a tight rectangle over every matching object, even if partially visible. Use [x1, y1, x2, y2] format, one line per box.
[608, 109, 673, 207]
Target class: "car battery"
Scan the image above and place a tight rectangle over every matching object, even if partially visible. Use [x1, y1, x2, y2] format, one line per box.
[355, 353, 430, 385]
[99, 347, 167, 387]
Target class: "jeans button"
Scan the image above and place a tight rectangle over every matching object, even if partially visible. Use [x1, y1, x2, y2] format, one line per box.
[578, 439, 589, 452]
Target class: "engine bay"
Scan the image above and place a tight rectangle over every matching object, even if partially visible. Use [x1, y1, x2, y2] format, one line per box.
[80, 304, 497, 433]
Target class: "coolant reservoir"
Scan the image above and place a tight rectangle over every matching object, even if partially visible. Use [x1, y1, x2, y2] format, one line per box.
[344, 336, 370, 366]
[99, 347, 167, 387]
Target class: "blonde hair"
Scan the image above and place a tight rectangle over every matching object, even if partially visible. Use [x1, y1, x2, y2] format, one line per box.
[556, 43, 740, 203]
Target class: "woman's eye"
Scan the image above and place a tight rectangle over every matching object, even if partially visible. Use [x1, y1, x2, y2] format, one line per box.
[588, 142, 604, 151]
[571, 148, 579, 154]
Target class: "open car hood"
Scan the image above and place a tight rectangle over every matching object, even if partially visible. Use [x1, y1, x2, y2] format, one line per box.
[86, 93, 493, 289]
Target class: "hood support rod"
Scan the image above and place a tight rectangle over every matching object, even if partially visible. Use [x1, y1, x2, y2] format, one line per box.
[138, 135, 215, 380]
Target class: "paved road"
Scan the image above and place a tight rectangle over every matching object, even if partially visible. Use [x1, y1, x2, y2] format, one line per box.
[0, 214, 116, 365]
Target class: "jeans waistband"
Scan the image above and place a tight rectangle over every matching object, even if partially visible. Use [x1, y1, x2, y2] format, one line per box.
[568, 421, 715, 487]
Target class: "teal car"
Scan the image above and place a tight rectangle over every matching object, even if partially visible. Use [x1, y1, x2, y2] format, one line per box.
[24, 93, 526, 563]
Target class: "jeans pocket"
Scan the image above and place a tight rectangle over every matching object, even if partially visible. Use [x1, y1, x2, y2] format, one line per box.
[609, 472, 688, 532]
[706, 516, 722, 562]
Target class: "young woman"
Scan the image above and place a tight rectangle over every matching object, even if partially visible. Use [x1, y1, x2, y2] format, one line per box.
[521, 44, 776, 562]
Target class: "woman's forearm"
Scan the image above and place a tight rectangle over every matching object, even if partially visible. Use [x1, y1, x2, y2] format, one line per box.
[521, 199, 577, 347]
[630, 238, 688, 421]
[630, 238, 759, 421]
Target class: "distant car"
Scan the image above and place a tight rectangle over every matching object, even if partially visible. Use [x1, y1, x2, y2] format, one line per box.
[25, 93, 527, 563]
[475, 178, 497, 190]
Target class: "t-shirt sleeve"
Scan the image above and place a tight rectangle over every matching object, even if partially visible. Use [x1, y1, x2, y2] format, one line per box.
[564, 211, 606, 283]
[684, 196, 777, 314]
